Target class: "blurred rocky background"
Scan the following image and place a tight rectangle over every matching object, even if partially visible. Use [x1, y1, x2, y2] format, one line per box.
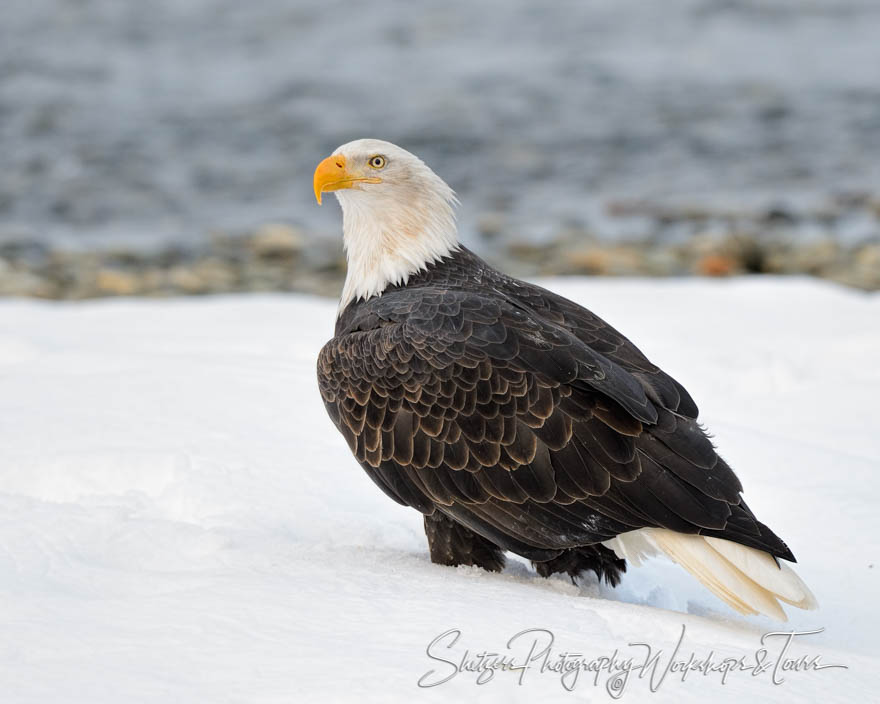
[2, 0, 879, 298]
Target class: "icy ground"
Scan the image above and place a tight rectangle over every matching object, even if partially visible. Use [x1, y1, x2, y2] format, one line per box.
[0, 278, 878, 702]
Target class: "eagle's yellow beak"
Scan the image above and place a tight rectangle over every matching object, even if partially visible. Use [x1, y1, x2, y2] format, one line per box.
[313, 154, 382, 205]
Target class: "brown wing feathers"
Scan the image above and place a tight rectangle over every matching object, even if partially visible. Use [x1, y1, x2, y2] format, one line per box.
[318, 279, 793, 563]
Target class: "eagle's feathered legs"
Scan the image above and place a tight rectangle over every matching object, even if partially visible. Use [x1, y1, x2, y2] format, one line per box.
[424, 512, 626, 587]
[532, 545, 627, 587]
[424, 512, 506, 572]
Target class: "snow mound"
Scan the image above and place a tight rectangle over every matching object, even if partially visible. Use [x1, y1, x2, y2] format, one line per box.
[0, 277, 877, 702]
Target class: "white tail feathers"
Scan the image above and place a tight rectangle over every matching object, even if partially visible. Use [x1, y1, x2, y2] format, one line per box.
[603, 528, 818, 621]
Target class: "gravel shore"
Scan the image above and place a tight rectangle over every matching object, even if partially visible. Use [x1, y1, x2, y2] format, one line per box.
[2, 214, 878, 300]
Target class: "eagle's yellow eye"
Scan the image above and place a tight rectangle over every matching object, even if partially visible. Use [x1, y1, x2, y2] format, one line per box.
[368, 155, 386, 169]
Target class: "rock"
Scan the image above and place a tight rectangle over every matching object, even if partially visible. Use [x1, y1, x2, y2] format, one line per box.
[167, 266, 209, 294]
[730, 235, 768, 273]
[95, 268, 140, 296]
[139, 268, 167, 294]
[603, 246, 645, 275]
[506, 241, 556, 265]
[566, 249, 610, 275]
[696, 253, 737, 277]
[192, 257, 239, 291]
[249, 223, 305, 259]
[565, 246, 644, 276]
[104, 248, 147, 268]
[689, 232, 726, 256]
[789, 239, 839, 274]
[0, 226, 878, 301]
[0, 259, 53, 297]
[851, 244, 880, 288]
[643, 248, 683, 276]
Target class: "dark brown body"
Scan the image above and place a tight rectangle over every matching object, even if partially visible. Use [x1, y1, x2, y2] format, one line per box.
[317, 247, 794, 583]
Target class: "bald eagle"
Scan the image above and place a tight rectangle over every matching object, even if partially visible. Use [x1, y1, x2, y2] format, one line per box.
[314, 139, 817, 620]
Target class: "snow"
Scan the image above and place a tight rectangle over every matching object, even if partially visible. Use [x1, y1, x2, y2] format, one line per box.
[0, 277, 877, 702]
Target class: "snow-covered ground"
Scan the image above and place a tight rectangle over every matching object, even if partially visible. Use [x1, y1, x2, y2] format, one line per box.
[0, 277, 877, 702]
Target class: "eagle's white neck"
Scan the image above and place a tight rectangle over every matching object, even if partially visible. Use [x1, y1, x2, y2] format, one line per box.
[335, 179, 459, 313]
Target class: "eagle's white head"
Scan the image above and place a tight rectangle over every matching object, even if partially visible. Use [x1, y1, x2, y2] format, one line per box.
[314, 139, 459, 312]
